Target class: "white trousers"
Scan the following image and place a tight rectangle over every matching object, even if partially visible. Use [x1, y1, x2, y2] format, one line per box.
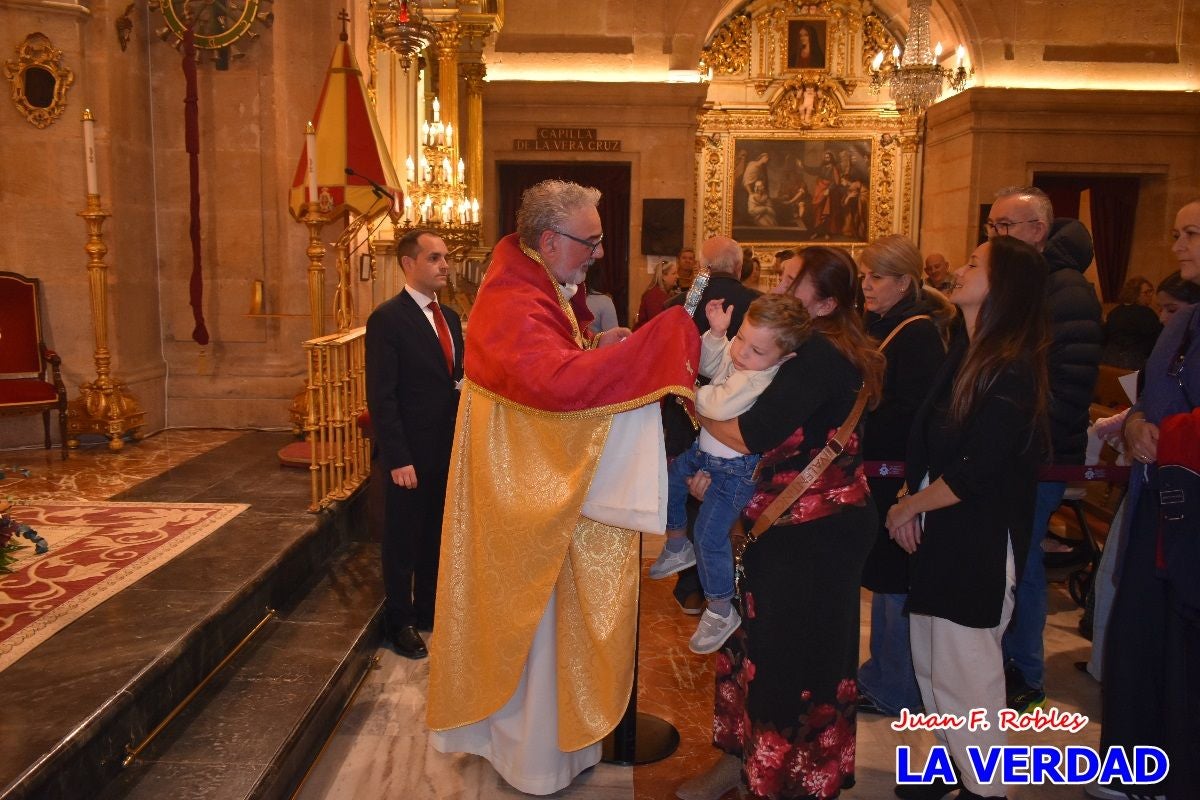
[909, 538, 1016, 797]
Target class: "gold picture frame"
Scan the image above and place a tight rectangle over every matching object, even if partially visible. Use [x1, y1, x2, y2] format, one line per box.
[4, 33, 74, 129]
[783, 18, 827, 72]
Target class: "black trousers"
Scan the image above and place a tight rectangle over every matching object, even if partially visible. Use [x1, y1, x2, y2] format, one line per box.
[1102, 478, 1200, 796]
[380, 459, 448, 629]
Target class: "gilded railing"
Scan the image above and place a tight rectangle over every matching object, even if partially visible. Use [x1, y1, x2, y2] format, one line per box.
[304, 326, 370, 512]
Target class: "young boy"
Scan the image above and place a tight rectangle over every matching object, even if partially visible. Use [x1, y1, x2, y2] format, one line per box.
[650, 293, 811, 654]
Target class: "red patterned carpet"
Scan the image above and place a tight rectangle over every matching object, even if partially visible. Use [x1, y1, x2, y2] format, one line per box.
[0, 501, 247, 672]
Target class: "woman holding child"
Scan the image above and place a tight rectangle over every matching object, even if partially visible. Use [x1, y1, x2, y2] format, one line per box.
[677, 246, 884, 800]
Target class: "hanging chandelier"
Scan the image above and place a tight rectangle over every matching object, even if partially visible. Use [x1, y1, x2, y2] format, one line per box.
[371, 0, 436, 71]
[868, 0, 972, 113]
[397, 95, 481, 256]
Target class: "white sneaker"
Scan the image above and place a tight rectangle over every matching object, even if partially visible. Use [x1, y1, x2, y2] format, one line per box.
[649, 540, 696, 579]
[689, 607, 741, 654]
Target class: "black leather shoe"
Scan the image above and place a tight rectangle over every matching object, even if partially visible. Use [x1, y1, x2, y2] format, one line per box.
[388, 623, 428, 659]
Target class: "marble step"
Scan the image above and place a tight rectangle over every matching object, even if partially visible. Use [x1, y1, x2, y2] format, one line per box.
[97, 541, 384, 800]
[0, 432, 369, 800]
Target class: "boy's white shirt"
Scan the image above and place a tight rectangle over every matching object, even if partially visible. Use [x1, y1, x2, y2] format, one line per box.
[696, 329, 780, 459]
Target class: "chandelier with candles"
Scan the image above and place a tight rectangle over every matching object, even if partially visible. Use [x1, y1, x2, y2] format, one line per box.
[399, 96, 480, 254]
[370, 0, 436, 72]
[868, 0, 972, 113]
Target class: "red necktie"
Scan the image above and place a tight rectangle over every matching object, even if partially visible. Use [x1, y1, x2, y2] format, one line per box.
[428, 300, 454, 375]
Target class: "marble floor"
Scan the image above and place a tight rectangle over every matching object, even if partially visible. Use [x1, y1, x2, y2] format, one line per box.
[297, 536, 1104, 800]
[1, 434, 1107, 799]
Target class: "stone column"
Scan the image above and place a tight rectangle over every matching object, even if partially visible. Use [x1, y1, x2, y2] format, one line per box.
[462, 62, 486, 200]
[434, 20, 462, 139]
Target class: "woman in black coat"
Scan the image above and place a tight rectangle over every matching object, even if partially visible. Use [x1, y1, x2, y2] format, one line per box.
[854, 234, 953, 717]
[886, 236, 1050, 800]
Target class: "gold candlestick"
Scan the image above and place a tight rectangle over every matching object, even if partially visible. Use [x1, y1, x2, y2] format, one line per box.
[304, 203, 329, 340]
[290, 202, 330, 434]
[67, 193, 146, 451]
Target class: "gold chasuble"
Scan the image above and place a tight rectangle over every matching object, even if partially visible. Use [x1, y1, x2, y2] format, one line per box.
[427, 233, 699, 752]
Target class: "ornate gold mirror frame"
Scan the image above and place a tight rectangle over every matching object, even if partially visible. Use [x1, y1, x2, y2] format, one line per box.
[4, 33, 74, 129]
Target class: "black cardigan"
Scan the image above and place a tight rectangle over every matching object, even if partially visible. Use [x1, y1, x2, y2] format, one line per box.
[904, 334, 1040, 628]
[860, 296, 947, 593]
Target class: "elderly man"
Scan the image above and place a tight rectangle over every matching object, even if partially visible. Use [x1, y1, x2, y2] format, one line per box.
[986, 185, 1102, 714]
[661, 236, 762, 614]
[677, 246, 698, 289]
[923, 252, 954, 293]
[427, 180, 698, 795]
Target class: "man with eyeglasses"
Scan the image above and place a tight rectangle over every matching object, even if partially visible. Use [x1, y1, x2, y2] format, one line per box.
[986, 185, 1102, 716]
[427, 179, 700, 794]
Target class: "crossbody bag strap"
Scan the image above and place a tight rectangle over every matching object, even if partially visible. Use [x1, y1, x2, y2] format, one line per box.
[747, 384, 869, 539]
[742, 314, 929, 540]
[877, 314, 931, 352]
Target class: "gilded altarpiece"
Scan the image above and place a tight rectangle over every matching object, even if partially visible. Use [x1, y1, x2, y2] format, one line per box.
[697, 0, 922, 284]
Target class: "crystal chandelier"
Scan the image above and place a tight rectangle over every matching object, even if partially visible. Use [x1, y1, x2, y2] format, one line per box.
[868, 0, 972, 113]
[371, 0, 436, 72]
[398, 96, 481, 255]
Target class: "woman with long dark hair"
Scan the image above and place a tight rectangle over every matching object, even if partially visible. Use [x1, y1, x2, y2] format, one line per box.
[676, 246, 884, 800]
[885, 235, 1050, 799]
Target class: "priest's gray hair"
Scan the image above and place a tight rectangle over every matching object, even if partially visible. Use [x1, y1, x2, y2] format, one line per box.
[517, 180, 602, 250]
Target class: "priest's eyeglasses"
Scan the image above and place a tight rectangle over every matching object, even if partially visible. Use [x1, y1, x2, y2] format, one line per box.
[554, 229, 604, 256]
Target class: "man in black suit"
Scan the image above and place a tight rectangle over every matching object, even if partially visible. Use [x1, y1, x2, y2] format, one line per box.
[662, 235, 761, 615]
[366, 229, 463, 659]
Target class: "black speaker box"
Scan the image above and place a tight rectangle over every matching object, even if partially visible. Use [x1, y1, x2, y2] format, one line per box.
[641, 199, 684, 256]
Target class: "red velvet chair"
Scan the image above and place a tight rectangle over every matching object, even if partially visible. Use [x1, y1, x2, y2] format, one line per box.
[0, 272, 68, 456]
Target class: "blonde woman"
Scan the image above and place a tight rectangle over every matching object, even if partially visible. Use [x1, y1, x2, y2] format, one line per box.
[635, 258, 680, 329]
[855, 234, 955, 718]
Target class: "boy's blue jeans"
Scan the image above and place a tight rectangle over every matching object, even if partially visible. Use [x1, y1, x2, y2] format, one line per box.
[666, 440, 759, 602]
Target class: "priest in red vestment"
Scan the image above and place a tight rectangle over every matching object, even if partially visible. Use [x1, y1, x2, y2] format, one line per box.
[427, 179, 699, 794]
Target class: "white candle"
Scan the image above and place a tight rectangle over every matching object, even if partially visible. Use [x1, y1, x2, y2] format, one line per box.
[892, 44, 901, 64]
[432, 96, 440, 123]
[442, 157, 452, 184]
[403, 196, 412, 224]
[871, 51, 884, 71]
[457, 158, 465, 184]
[422, 120, 431, 146]
[405, 156, 415, 183]
[422, 197, 431, 222]
[82, 109, 98, 195]
[471, 198, 479, 224]
[934, 41, 943, 59]
[446, 122, 453, 146]
[306, 121, 318, 204]
[956, 45, 965, 69]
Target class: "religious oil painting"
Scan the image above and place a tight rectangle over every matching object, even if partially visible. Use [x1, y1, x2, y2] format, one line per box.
[731, 138, 872, 244]
[785, 19, 827, 70]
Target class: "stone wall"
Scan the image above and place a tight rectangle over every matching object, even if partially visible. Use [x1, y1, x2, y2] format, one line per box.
[482, 81, 707, 323]
[921, 88, 1200, 288]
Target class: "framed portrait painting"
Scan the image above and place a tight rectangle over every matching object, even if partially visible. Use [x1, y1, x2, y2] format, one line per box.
[731, 138, 872, 244]
[785, 19, 826, 70]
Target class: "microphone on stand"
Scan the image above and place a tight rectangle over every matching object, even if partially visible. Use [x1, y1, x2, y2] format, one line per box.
[344, 166, 395, 203]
